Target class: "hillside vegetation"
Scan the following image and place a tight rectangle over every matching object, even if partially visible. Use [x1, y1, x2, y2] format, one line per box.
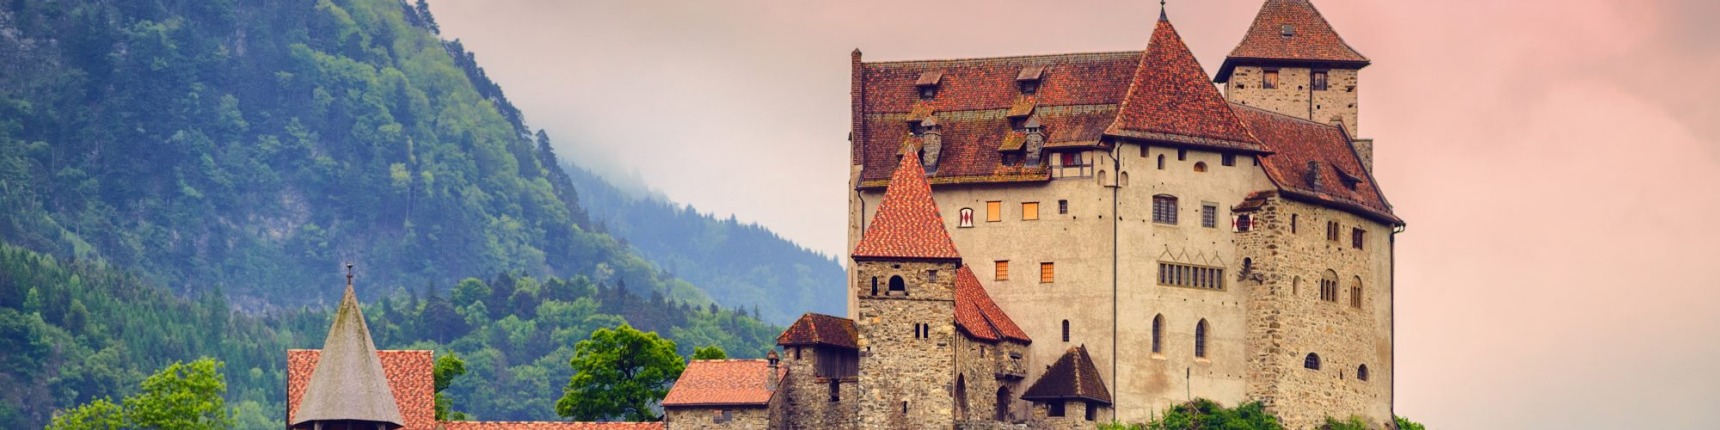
[0, 0, 705, 307]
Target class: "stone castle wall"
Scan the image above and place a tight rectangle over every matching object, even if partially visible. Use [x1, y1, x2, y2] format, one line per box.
[665, 406, 774, 430]
[854, 260, 959, 429]
[953, 335, 1032, 427]
[1225, 66, 1361, 135]
[779, 345, 858, 430]
[1236, 194, 1393, 430]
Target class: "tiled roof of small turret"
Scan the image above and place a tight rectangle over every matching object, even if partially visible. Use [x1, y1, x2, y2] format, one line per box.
[290, 279, 407, 427]
[777, 313, 859, 349]
[1106, 16, 1263, 152]
[954, 266, 1031, 344]
[661, 360, 785, 408]
[851, 151, 961, 261]
[1216, 0, 1369, 82]
[288, 350, 434, 430]
[1021, 345, 1112, 404]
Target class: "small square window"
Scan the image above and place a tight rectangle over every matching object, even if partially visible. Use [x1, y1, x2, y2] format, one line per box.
[995, 261, 1009, 281]
[1263, 70, 1280, 90]
[1058, 200, 1069, 214]
[1222, 154, 1236, 166]
[1201, 204, 1218, 228]
[986, 201, 1002, 222]
[1022, 202, 1040, 221]
[1312, 71, 1329, 91]
[919, 86, 937, 99]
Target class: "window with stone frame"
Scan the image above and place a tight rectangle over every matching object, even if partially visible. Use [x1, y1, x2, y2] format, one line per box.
[1263, 69, 1280, 89]
[1158, 262, 1224, 290]
[995, 260, 1009, 281]
[1352, 228, 1366, 249]
[1326, 220, 1340, 241]
[1151, 314, 1164, 353]
[1194, 319, 1209, 358]
[1202, 204, 1218, 228]
[1061, 319, 1070, 342]
[1350, 277, 1363, 308]
[1312, 70, 1330, 91]
[1058, 199, 1068, 214]
[1152, 195, 1178, 224]
[1320, 270, 1339, 302]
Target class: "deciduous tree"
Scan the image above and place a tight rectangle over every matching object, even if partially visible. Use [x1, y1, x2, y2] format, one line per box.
[554, 323, 684, 421]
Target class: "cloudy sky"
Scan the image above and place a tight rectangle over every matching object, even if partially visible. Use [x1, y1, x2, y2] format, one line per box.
[424, 0, 1720, 427]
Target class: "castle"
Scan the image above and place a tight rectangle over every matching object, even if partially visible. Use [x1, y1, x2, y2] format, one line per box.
[283, 1, 1400, 429]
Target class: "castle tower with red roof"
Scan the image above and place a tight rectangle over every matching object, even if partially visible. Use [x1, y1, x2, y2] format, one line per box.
[845, 1, 1401, 428]
[849, 148, 963, 428]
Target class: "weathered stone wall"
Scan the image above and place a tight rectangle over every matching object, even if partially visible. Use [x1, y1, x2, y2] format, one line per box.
[1225, 66, 1361, 135]
[780, 345, 858, 430]
[954, 335, 1032, 427]
[1235, 195, 1392, 430]
[665, 406, 773, 430]
[854, 260, 958, 429]
[1023, 401, 1103, 430]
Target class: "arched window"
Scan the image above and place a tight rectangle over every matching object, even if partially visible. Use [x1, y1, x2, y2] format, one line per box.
[1291, 276, 1301, 296]
[1357, 364, 1369, 381]
[1194, 319, 1208, 358]
[955, 374, 968, 420]
[1350, 276, 1363, 308]
[995, 387, 1011, 421]
[1061, 320, 1070, 342]
[1157, 154, 1166, 170]
[1098, 170, 1108, 187]
[870, 277, 879, 296]
[1304, 353, 1321, 370]
[1151, 314, 1164, 353]
[889, 275, 906, 294]
[1194, 161, 1208, 172]
[1119, 172, 1129, 187]
[1320, 270, 1339, 302]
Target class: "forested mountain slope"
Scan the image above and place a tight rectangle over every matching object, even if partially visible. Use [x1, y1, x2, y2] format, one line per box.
[565, 164, 845, 325]
[0, 0, 703, 307]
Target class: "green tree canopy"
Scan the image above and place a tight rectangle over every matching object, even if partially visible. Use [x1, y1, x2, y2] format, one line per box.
[49, 358, 231, 430]
[433, 352, 470, 421]
[555, 323, 685, 422]
[1395, 416, 1427, 430]
[692, 345, 727, 360]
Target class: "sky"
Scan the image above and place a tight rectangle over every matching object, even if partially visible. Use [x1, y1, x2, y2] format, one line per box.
[424, 0, 1720, 428]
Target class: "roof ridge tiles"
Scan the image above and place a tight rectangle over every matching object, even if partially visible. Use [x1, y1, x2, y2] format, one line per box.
[863, 50, 1142, 67]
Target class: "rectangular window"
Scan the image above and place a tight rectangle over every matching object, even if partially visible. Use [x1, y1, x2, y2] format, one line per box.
[1352, 228, 1365, 249]
[1327, 221, 1339, 241]
[1177, 149, 1187, 161]
[1158, 262, 1224, 290]
[1312, 70, 1329, 91]
[1058, 200, 1068, 214]
[1202, 204, 1218, 228]
[986, 201, 1002, 222]
[1040, 262, 1054, 284]
[1222, 154, 1236, 166]
[1049, 401, 1066, 417]
[1263, 69, 1279, 89]
[1022, 202, 1040, 221]
[995, 261, 1009, 281]
[1152, 195, 1179, 225]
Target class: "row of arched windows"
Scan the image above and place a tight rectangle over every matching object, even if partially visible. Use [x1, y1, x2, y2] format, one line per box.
[1303, 352, 1370, 382]
[1294, 270, 1363, 308]
[1145, 315, 1210, 358]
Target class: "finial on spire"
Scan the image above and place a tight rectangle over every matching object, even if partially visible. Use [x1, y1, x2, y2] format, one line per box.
[345, 263, 354, 288]
[1158, 0, 1168, 21]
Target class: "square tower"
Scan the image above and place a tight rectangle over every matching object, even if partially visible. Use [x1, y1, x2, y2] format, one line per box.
[1216, 0, 1370, 136]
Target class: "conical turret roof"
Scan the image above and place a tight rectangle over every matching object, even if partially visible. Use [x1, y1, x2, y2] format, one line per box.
[1215, 0, 1370, 82]
[1106, 16, 1262, 152]
[290, 274, 405, 428]
[852, 150, 961, 261]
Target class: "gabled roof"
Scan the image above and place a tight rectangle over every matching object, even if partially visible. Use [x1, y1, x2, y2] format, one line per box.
[851, 151, 962, 261]
[1107, 16, 1263, 152]
[1231, 103, 1400, 225]
[953, 266, 1031, 344]
[1021, 345, 1112, 405]
[1216, 0, 1370, 82]
[662, 360, 785, 408]
[290, 281, 407, 427]
[288, 350, 434, 430]
[777, 313, 859, 350]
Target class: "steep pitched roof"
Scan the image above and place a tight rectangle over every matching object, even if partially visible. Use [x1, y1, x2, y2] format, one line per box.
[1216, 0, 1370, 82]
[1231, 104, 1400, 225]
[288, 350, 435, 430]
[851, 151, 962, 261]
[290, 281, 407, 427]
[661, 360, 785, 408]
[1107, 16, 1262, 152]
[1021, 345, 1112, 404]
[777, 313, 859, 349]
[953, 266, 1031, 344]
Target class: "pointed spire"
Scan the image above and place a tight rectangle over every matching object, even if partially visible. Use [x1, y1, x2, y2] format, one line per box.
[290, 265, 406, 428]
[852, 151, 961, 261]
[1107, 16, 1261, 151]
[1159, 0, 1167, 22]
[1215, 0, 1369, 83]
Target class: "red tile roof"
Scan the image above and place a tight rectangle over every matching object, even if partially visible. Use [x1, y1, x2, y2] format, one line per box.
[1231, 104, 1399, 224]
[440, 422, 664, 430]
[1107, 17, 1262, 152]
[1021, 346, 1112, 405]
[851, 151, 962, 261]
[288, 349, 436, 430]
[661, 360, 784, 408]
[1216, 0, 1370, 82]
[777, 313, 859, 350]
[953, 266, 1031, 344]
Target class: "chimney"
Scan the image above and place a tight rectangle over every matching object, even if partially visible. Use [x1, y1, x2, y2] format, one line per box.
[766, 350, 781, 391]
[1307, 161, 1324, 193]
[1023, 117, 1045, 167]
[920, 116, 942, 174]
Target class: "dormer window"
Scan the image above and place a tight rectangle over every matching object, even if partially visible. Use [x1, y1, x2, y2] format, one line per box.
[916, 71, 944, 100]
[1016, 66, 1045, 95]
[1281, 24, 1295, 37]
